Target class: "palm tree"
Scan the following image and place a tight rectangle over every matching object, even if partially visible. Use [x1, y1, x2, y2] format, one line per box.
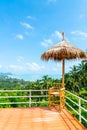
[41, 75, 53, 89]
[65, 73, 73, 90]
[77, 61, 87, 88]
[65, 65, 80, 92]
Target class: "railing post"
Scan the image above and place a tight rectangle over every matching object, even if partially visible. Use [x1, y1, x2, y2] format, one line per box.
[79, 98, 81, 122]
[29, 90, 31, 107]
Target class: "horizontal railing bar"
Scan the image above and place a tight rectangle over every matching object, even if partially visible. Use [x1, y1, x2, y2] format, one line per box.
[66, 89, 87, 123]
[0, 90, 48, 92]
[65, 90, 79, 98]
[66, 102, 79, 115]
[66, 96, 87, 113]
[80, 106, 87, 112]
[0, 101, 48, 105]
[66, 102, 87, 122]
[80, 114, 87, 122]
[0, 96, 29, 98]
[29, 101, 48, 104]
[0, 102, 30, 104]
[66, 90, 87, 103]
[80, 97, 87, 103]
[0, 95, 48, 98]
[66, 96, 79, 106]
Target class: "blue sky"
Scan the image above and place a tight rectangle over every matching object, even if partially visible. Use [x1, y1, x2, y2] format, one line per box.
[0, 0, 87, 80]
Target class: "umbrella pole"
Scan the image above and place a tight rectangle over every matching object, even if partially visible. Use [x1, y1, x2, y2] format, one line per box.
[62, 59, 65, 88]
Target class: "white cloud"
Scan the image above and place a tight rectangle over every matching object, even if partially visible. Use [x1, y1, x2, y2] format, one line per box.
[9, 65, 24, 72]
[27, 16, 33, 19]
[71, 30, 87, 38]
[20, 22, 33, 29]
[41, 39, 53, 47]
[0, 65, 2, 69]
[52, 31, 62, 39]
[26, 62, 45, 72]
[16, 34, 24, 40]
[41, 30, 62, 47]
[7, 62, 45, 73]
[27, 15, 34, 19]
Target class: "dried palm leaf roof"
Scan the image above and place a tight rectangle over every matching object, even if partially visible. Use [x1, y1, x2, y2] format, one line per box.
[41, 40, 87, 61]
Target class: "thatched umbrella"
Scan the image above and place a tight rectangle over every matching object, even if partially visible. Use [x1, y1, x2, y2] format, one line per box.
[41, 32, 87, 88]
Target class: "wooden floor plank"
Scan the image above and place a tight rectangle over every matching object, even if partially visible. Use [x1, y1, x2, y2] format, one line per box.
[0, 107, 86, 130]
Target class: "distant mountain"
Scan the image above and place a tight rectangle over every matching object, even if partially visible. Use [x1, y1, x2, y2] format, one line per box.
[0, 72, 12, 78]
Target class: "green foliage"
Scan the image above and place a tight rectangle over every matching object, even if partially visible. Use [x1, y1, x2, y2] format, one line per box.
[66, 91, 87, 128]
[65, 60, 87, 95]
[39, 99, 48, 106]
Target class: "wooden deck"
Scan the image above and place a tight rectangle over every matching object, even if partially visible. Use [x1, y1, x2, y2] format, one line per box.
[0, 107, 86, 130]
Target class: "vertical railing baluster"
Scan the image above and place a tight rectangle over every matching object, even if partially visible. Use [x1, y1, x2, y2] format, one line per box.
[79, 97, 81, 122]
[29, 90, 31, 107]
